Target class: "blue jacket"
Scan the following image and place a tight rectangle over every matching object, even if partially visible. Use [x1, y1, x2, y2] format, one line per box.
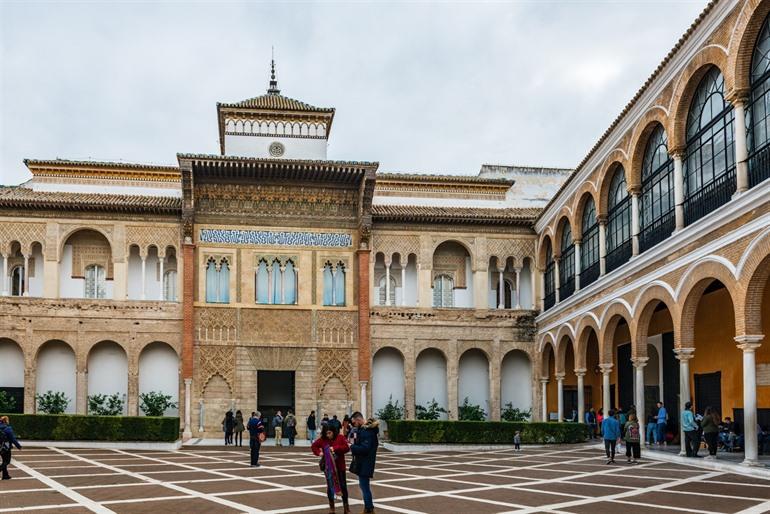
[601, 416, 621, 441]
[350, 420, 379, 478]
[246, 417, 264, 439]
[681, 410, 698, 432]
[0, 423, 22, 450]
[656, 406, 668, 424]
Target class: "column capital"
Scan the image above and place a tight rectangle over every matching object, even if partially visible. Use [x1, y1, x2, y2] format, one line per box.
[513, 266, 522, 273]
[574, 368, 587, 378]
[669, 146, 686, 159]
[673, 347, 695, 361]
[184, 377, 193, 386]
[736, 334, 764, 352]
[599, 363, 613, 374]
[631, 357, 649, 368]
[554, 372, 566, 381]
[539, 377, 549, 385]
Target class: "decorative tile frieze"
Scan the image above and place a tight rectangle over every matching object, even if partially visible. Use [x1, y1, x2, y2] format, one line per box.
[199, 228, 352, 248]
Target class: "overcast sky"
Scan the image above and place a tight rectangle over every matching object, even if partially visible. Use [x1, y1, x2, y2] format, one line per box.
[0, 1, 707, 185]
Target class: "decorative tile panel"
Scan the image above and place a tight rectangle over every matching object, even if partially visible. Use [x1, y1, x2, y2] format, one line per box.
[199, 229, 352, 248]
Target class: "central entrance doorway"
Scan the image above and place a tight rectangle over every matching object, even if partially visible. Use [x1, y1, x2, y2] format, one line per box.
[258, 370, 295, 438]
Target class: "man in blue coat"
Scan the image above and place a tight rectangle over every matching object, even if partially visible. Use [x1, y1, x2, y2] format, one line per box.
[350, 412, 379, 513]
[601, 409, 621, 465]
[246, 411, 264, 467]
[0, 415, 22, 480]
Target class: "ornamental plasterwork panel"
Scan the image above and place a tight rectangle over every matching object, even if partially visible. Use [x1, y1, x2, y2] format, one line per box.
[432, 250, 467, 288]
[371, 234, 419, 260]
[59, 223, 114, 242]
[317, 348, 352, 396]
[487, 238, 536, 266]
[0, 222, 46, 255]
[240, 309, 312, 345]
[255, 254, 299, 266]
[316, 311, 357, 345]
[71, 244, 114, 279]
[247, 347, 308, 371]
[196, 308, 237, 343]
[200, 228, 352, 248]
[199, 345, 235, 394]
[126, 225, 179, 256]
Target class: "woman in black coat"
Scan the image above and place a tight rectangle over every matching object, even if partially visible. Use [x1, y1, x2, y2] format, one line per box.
[350, 414, 379, 514]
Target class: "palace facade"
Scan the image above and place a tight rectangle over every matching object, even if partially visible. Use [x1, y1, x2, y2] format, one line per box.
[1, 0, 769, 466]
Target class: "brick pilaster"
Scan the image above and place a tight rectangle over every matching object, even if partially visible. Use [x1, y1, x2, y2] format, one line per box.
[182, 243, 195, 379]
[357, 249, 371, 382]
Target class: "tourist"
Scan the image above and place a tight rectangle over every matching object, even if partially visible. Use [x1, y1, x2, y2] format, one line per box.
[720, 417, 736, 451]
[702, 406, 720, 459]
[617, 408, 627, 428]
[311, 423, 351, 514]
[350, 412, 379, 514]
[330, 415, 341, 431]
[654, 401, 668, 446]
[247, 411, 265, 467]
[342, 414, 351, 437]
[234, 410, 245, 447]
[645, 408, 657, 445]
[222, 410, 235, 446]
[307, 410, 317, 441]
[321, 413, 330, 430]
[602, 408, 620, 465]
[273, 410, 284, 447]
[285, 409, 297, 447]
[586, 408, 597, 438]
[514, 430, 522, 451]
[624, 412, 641, 463]
[596, 408, 604, 436]
[0, 416, 22, 480]
[682, 401, 700, 457]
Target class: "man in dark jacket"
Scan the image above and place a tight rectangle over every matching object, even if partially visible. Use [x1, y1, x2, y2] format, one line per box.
[0, 415, 22, 480]
[246, 411, 264, 467]
[350, 412, 379, 514]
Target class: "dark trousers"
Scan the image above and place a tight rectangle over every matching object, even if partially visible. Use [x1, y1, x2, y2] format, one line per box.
[1, 449, 11, 479]
[625, 441, 641, 459]
[604, 439, 616, 461]
[225, 431, 233, 445]
[234, 431, 243, 446]
[288, 427, 295, 446]
[684, 430, 699, 457]
[327, 469, 349, 504]
[704, 432, 718, 456]
[249, 437, 261, 465]
[358, 476, 374, 510]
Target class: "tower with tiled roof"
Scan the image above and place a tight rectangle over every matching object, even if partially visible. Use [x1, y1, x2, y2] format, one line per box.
[216, 60, 335, 160]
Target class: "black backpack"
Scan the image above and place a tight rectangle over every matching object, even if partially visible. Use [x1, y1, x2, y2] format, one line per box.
[0, 428, 10, 452]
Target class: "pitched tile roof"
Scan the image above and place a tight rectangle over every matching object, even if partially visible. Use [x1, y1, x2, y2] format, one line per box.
[0, 187, 181, 214]
[218, 93, 334, 113]
[372, 204, 540, 225]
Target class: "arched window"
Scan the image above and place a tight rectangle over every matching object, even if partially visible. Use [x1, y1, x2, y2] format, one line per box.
[271, 259, 282, 304]
[322, 263, 334, 306]
[378, 276, 396, 306]
[205, 258, 229, 303]
[10, 265, 24, 296]
[255, 259, 269, 304]
[494, 279, 514, 309]
[683, 67, 735, 225]
[544, 239, 556, 310]
[163, 270, 177, 301]
[749, 12, 770, 187]
[322, 262, 345, 306]
[433, 274, 454, 308]
[580, 198, 600, 287]
[606, 166, 632, 273]
[284, 260, 297, 305]
[85, 264, 106, 299]
[640, 124, 675, 251]
[559, 223, 575, 300]
[334, 262, 345, 306]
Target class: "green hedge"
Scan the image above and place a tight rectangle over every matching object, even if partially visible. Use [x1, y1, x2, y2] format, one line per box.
[0, 414, 180, 442]
[387, 420, 590, 444]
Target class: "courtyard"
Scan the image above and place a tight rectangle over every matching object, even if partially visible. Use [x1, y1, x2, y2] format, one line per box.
[2, 444, 770, 514]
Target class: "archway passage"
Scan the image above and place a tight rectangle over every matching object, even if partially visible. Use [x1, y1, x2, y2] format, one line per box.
[458, 349, 489, 419]
[432, 241, 473, 308]
[258, 370, 295, 438]
[416, 348, 448, 419]
[0, 339, 24, 413]
[501, 350, 532, 415]
[59, 229, 113, 300]
[36, 340, 76, 414]
[138, 342, 179, 417]
[371, 347, 405, 419]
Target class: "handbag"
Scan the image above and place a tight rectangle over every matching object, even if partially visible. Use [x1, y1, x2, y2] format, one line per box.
[258, 432, 266, 442]
[349, 455, 360, 475]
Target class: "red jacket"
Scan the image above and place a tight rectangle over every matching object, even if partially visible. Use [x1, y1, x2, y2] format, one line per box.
[311, 434, 349, 472]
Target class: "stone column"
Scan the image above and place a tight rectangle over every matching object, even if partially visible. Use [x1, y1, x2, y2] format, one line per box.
[514, 267, 521, 309]
[140, 253, 147, 300]
[267, 265, 273, 304]
[736, 335, 764, 465]
[473, 268, 488, 309]
[632, 357, 648, 445]
[631, 191, 641, 256]
[24, 367, 35, 414]
[384, 258, 391, 306]
[673, 152, 685, 231]
[600, 364, 613, 415]
[498, 268, 504, 309]
[540, 378, 549, 422]
[489, 347, 501, 421]
[128, 371, 139, 416]
[675, 348, 695, 456]
[1, 253, 6, 296]
[404, 346, 416, 419]
[554, 256, 561, 303]
[280, 264, 286, 304]
[400, 264, 406, 306]
[183, 378, 193, 440]
[556, 373, 565, 422]
[447, 346, 459, 421]
[22, 253, 30, 296]
[575, 369, 586, 425]
[598, 217, 607, 276]
[158, 255, 165, 301]
[76, 369, 87, 415]
[574, 241, 582, 291]
[418, 264, 432, 308]
[733, 99, 750, 194]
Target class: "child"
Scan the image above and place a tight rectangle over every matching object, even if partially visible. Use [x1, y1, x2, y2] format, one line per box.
[513, 431, 521, 451]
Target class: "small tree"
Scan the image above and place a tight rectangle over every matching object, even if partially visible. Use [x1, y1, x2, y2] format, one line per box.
[139, 391, 177, 417]
[0, 391, 16, 412]
[88, 393, 124, 416]
[375, 394, 404, 421]
[415, 398, 448, 420]
[457, 397, 486, 421]
[501, 403, 531, 422]
[36, 391, 70, 414]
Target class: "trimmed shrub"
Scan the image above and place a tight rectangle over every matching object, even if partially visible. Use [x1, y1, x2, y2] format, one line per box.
[457, 397, 485, 421]
[0, 391, 16, 412]
[415, 399, 449, 420]
[375, 395, 404, 421]
[88, 394, 125, 416]
[0, 413, 179, 442]
[501, 403, 531, 422]
[139, 391, 177, 417]
[36, 391, 70, 414]
[387, 420, 590, 444]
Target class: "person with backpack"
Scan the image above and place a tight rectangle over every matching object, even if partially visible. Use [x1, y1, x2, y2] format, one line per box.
[247, 411, 265, 467]
[0, 416, 22, 480]
[284, 410, 297, 447]
[624, 412, 641, 463]
[273, 410, 284, 447]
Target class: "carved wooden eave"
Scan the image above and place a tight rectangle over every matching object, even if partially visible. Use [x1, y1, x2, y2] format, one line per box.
[0, 186, 182, 215]
[24, 159, 181, 183]
[371, 204, 540, 226]
[375, 173, 513, 201]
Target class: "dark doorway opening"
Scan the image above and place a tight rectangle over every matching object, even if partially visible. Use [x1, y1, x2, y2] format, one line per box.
[0, 387, 23, 414]
[617, 343, 633, 411]
[258, 371, 295, 437]
[661, 332, 680, 429]
[695, 371, 722, 416]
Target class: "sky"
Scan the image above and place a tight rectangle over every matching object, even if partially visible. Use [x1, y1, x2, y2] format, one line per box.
[0, 0, 707, 186]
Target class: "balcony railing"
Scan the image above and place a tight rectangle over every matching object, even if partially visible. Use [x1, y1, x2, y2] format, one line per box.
[639, 209, 676, 253]
[683, 168, 736, 226]
[580, 261, 600, 288]
[749, 144, 770, 188]
[559, 277, 575, 300]
[544, 292, 556, 311]
[605, 239, 632, 274]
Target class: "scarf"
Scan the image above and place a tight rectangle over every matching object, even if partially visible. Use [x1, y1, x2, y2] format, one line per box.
[323, 444, 341, 496]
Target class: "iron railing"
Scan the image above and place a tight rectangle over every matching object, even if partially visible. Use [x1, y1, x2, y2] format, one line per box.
[639, 209, 676, 253]
[605, 239, 632, 274]
[749, 143, 770, 188]
[581, 261, 600, 288]
[683, 168, 736, 226]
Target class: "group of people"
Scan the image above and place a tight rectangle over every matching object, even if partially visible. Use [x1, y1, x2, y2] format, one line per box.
[221, 409, 299, 447]
[600, 408, 642, 464]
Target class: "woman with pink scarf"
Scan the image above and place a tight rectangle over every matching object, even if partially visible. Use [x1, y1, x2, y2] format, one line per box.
[311, 423, 350, 514]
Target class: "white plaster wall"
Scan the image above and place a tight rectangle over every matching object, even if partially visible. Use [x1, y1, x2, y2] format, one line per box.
[416, 349, 448, 419]
[127, 251, 142, 300]
[59, 245, 114, 299]
[28, 246, 44, 297]
[144, 253, 161, 300]
[372, 348, 405, 416]
[87, 342, 128, 402]
[225, 134, 327, 160]
[36, 341, 76, 413]
[0, 341, 24, 387]
[501, 351, 532, 411]
[138, 343, 179, 416]
[404, 262, 418, 306]
[453, 256, 474, 308]
[458, 350, 489, 417]
[520, 264, 533, 309]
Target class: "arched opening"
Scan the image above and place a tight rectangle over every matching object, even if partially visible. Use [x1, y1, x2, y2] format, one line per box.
[59, 229, 113, 300]
[36, 340, 76, 413]
[415, 348, 448, 419]
[501, 350, 532, 414]
[583, 328, 602, 422]
[543, 343, 557, 420]
[580, 197, 600, 288]
[371, 348, 405, 419]
[138, 342, 179, 416]
[320, 377, 349, 423]
[0, 339, 24, 413]
[559, 220, 576, 300]
[561, 337, 578, 421]
[605, 165, 632, 273]
[639, 124, 676, 251]
[87, 341, 128, 414]
[606, 314, 633, 413]
[432, 241, 473, 308]
[748, 11, 770, 187]
[520, 257, 535, 309]
[202, 374, 231, 433]
[543, 238, 556, 310]
[458, 349, 489, 419]
[489, 256, 515, 309]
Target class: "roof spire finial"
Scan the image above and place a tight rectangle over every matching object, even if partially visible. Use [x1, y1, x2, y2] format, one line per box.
[268, 46, 280, 95]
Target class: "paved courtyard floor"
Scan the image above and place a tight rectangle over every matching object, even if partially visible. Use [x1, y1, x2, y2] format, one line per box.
[2, 444, 770, 514]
